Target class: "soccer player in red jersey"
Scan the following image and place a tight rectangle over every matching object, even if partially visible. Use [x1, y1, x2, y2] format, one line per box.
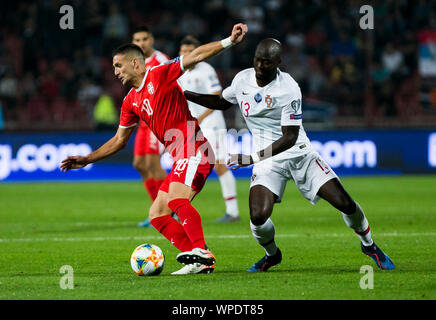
[61, 23, 248, 275]
[131, 27, 170, 228]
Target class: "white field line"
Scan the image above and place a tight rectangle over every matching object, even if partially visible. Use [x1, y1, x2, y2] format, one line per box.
[0, 232, 436, 243]
[0, 221, 139, 227]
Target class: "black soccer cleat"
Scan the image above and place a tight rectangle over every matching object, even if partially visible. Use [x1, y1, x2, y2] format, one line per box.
[247, 248, 282, 272]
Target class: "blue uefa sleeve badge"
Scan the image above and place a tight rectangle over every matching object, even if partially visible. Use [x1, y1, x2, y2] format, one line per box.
[163, 56, 180, 65]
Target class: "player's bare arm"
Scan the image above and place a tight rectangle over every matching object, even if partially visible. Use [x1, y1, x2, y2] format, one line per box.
[184, 91, 233, 110]
[182, 23, 247, 70]
[227, 125, 299, 169]
[60, 126, 135, 172]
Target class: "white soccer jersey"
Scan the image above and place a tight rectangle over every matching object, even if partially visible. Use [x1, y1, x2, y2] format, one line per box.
[178, 62, 223, 122]
[222, 68, 312, 159]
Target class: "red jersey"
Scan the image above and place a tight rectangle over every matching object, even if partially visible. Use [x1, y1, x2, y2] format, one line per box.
[138, 49, 170, 129]
[145, 50, 169, 71]
[120, 56, 211, 161]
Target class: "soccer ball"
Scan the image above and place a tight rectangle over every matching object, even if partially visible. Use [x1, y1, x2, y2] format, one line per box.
[130, 244, 165, 276]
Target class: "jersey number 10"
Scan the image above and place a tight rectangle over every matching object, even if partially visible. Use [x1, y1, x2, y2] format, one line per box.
[142, 99, 153, 116]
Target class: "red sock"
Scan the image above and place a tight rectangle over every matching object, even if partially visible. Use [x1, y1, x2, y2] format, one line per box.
[154, 179, 165, 190]
[168, 198, 206, 249]
[150, 215, 192, 252]
[144, 178, 158, 201]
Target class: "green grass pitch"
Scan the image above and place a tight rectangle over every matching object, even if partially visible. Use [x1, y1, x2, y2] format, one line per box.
[0, 175, 435, 300]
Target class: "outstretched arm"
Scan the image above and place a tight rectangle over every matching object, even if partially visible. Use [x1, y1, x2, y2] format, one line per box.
[227, 125, 300, 169]
[184, 91, 233, 111]
[60, 126, 135, 172]
[182, 23, 247, 70]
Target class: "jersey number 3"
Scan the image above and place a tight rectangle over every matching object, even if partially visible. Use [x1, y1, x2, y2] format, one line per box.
[240, 101, 250, 117]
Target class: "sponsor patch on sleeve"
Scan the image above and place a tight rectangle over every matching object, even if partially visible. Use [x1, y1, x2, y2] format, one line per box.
[290, 114, 302, 120]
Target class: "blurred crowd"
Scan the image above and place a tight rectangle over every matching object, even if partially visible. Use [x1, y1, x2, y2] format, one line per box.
[0, 0, 434, 131]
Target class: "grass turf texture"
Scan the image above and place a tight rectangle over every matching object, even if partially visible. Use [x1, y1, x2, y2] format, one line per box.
[0, 176, 435, 300]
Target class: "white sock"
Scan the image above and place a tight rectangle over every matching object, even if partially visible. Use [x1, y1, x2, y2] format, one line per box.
[341, 202, 374, 246]
[218, 170, 239, 217]
[250, 218, 278, 256]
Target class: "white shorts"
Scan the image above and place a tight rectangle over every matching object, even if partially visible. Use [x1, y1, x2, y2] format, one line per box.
[199, 111, 227, 161]
[250, 150, 338, 204]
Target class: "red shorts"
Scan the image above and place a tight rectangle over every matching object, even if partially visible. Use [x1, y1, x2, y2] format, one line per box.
[134, 121, 160, 156]
[159, 154, 214, 194]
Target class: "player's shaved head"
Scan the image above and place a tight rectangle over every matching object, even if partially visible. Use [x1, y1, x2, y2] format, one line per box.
[253, 38, 282, 87]
[255, 38, 282, 63]
[112, 44, 145, 61]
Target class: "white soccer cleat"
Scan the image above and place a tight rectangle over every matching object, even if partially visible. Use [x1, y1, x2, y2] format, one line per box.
[171, 263, 215, 275]
[176, 248, 216, 266]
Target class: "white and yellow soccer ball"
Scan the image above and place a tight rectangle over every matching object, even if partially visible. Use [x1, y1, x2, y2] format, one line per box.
[130, 244, 165, 276]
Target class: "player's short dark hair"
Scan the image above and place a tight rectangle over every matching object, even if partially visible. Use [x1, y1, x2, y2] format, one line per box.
[180, 35, 201, 48]
[132, 26, 152, 36]
[112, 44, 145, 59]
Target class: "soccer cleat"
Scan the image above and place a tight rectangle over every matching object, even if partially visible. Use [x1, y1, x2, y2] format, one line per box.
[171, 263, 215, 275]
[215, 213, 240, 223]
[361, 242, 395, 270]
[137, 218, 154, 228]
[247, 248, 282, 272]
[176, 248, 216, 266]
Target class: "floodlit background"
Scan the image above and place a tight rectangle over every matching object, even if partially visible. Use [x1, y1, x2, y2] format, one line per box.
[0, 0, 435, 179]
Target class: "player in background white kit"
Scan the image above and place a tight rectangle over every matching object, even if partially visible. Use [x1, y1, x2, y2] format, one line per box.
[184, 38, 395, 272]
[178, 36, 240, 223]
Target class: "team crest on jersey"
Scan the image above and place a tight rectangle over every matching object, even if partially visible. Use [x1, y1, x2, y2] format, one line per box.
[147, 82, 154, 94]
[265, 95, 273, 108]
[251, 174, 257, 182]
[254, 93, 262, 103]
